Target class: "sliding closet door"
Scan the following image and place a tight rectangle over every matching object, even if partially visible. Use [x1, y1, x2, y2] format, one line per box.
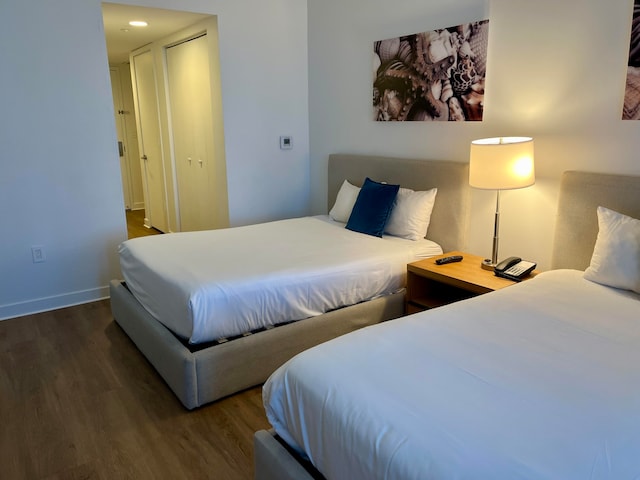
[166, 34, 216, 232]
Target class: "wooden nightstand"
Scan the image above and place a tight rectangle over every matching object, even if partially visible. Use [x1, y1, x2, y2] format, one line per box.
[405, 251, 537, 314]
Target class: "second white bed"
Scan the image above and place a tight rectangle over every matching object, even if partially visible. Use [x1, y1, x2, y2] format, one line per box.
[119, 215, 441, 344]
[263, 270, 640, 479]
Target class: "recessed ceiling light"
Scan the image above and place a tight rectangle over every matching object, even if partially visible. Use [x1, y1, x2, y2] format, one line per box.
[129, 20, 148, 27]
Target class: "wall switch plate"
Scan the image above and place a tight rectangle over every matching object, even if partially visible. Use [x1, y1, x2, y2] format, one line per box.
[280, 136, 293, 150]
[31, 246, 46, 263]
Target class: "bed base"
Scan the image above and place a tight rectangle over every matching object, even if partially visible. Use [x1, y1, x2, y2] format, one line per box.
[254, 430, 324, 480]
[110, 280, 404, 409]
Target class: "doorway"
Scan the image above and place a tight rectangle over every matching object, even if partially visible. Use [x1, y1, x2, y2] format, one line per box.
[110, 65, 144, 212]
[102, 3, 215, 234]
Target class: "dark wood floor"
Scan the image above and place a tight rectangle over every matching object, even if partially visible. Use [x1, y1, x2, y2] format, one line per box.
[0, 300, 270, 479]
[126, 209, 162, 239]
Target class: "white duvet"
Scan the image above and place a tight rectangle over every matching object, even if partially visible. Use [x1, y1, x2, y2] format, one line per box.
[118, 215, 441, 344]
[264, 270, 640, 480]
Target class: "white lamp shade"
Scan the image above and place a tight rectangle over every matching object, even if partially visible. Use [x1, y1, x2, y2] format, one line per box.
[469, 137, 535, 190]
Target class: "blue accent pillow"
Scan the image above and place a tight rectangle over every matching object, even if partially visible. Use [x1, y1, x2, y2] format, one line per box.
[346, 178, 400, 237]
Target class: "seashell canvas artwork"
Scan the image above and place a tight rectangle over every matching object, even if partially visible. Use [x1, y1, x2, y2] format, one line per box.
[373, 20, 489, 122]
[623, 0, 640, 120]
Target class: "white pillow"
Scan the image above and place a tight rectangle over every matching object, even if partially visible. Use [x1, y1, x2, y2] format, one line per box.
[385, 187, 438, 241]
[329, 180, 361, 223]
[583, 206, 640, 294]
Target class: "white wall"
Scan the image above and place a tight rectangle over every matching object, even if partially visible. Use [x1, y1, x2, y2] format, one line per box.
[308, 0, 640, 270]
[0, 0, 309, 319]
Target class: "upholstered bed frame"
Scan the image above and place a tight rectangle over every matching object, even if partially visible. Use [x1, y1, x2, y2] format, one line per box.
[109, 154, 470, 410]
[551, 171, 640, 270]
[254, 169, 640, 480]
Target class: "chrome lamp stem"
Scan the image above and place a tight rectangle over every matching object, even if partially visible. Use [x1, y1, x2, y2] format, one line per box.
[482, 190, 501, 270]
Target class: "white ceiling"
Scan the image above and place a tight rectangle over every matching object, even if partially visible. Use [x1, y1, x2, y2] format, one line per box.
[102, 3, 211, 65]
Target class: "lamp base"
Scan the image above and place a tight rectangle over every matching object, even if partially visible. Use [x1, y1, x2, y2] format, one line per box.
[481, 258, 496, 271]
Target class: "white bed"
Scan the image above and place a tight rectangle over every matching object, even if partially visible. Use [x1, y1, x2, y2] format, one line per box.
[255, 170, 640, 480]
[110, 154, 470, 409]
[263, 270, 640, 479]
[119, 215, 441, 344]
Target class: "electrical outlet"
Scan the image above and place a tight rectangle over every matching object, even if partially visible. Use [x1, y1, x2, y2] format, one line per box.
[31, 246, 46, 263]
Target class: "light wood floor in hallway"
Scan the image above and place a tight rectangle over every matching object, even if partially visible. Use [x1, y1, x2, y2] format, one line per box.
[125, 209, 163, 239]
[0, 300, 270, 479]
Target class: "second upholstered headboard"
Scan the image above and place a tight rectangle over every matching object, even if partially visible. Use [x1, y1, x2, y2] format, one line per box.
[327, 154, 470, 253]
[552, 170, 640, 270]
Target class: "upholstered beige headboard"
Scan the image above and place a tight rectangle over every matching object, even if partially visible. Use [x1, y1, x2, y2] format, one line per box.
[327, 154, 470, 253]
[552, 170, 640, 270]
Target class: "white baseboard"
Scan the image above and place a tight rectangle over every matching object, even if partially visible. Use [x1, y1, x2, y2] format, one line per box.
[0, 286, 110, 321]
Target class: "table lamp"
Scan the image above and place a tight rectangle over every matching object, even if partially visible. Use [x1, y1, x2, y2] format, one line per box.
[469, 136, 535, 270]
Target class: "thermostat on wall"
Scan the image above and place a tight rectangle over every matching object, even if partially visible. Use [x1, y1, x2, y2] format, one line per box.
[280, 136, 293, 150]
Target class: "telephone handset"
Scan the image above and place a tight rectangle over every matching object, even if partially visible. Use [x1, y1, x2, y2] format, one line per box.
[494, 256, 536, 281]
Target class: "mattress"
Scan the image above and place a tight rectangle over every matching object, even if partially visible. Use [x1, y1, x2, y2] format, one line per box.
[118, 215, 441, 344]
[263, 270, 640, 480]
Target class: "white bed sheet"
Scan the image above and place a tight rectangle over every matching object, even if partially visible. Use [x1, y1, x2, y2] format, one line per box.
[263, 270, 640, 480]
[119, 215, 441, 344]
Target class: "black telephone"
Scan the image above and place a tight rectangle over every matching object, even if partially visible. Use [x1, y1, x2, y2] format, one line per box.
[494, 256, 536, 281]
